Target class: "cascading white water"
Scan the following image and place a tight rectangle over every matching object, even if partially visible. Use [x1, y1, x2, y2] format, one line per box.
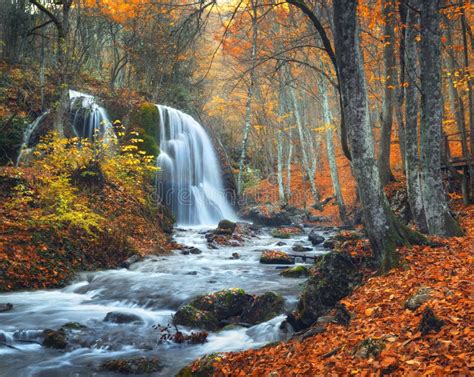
[15, 111, 50, 167]
[69, 90, 115, 143]
[156, 105, 237, 226]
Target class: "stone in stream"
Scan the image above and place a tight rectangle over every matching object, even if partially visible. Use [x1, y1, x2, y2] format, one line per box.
[173, 289, 286, 331]
[120, 254, 141, 269]
[260, 250, 294, 265]
[103, 312, 144, 324]
[271, 226, 303, 239]
[241, 292, 285, 324]
[292, 243, 312, 252]
[42, 329, 68, 349]
[0, 303, 13, 312]
[279, 266, 309, 278]
[181, 246, 202, 255]
[102, 357, 162, 374]
[275, 241, 287, 246]
[308, 229, 325, 245]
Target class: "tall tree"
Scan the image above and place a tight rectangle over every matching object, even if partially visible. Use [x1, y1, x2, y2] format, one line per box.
[237, 0, 258, 196]
[403, 0, 428, 232]
[419, 0, 463, 236]
[378, 0, 396, 185]
[333, 0, 424, 272]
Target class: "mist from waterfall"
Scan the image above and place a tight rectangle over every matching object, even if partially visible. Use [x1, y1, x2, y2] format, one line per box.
[156, 105, 237, 226]
[69, 90, 115, 143]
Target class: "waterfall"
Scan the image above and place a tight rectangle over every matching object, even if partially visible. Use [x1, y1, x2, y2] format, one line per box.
[69, 90, 115, 143]
[15, 111, 49, 167]
[156, 105, 237, 226]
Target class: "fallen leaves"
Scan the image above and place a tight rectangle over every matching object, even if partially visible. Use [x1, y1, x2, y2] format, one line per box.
[209, 200, 474, 376]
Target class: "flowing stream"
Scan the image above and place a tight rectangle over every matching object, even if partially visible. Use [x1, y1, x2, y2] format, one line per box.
[0, 227, 331, 376]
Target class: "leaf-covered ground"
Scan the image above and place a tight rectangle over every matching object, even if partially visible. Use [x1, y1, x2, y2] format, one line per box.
[206, 201, 473, 376]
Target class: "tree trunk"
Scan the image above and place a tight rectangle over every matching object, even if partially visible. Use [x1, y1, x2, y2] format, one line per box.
[403, 1, 428, 233]
[288, 82, 322, 209]
[319, 76, 347, 223]
[333, 0, 425, 272]
[378, 0, 396, 185]
[419, 1, 463, 236]
[237, 0, 258, 196]
[277, 130, 286, 204]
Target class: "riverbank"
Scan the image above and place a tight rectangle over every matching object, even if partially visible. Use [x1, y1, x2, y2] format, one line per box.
[197, 200, 473, 375]
[0, 160, 173, 292]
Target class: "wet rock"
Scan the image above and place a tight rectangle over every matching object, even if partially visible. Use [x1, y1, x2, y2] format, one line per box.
[308, 230, 325, 246]
[173, 305, 220, 331]
[323, 239, 336, 249]
[0, 303, 13, 312]
[217, 219, 236, 232]
[186, 271, 198, 275]
[418, 307, 444, 335]
[103, 312, 144, 324]
[174, 289, 285, 331]
[405, 287, 431, 311]
[181, 246, 202, 255]
[177, 353, 222, 377]
[102, 357, 162, 374]
[61, 322, 87, 330]
[42, 329, 67, 349]
[190, 289, 253, 321]
[260, 250, 294, 265]
[230, 253, 240, 260]
[292, 243, 312, 252]
[272, 226, 303, 239]
[243, 204, 292, 226]
[287, 252, 362, 331]
[353, 337, 386, 359]
[120, 254, 141, 269]
[275, 241, 287, 246]
[241, 292, 285, 324]
[279, 266, 309, 278]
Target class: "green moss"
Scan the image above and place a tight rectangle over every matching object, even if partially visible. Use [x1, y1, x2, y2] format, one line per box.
[279, 265, 309, 278]
[129, 102, 160, 157]
[0, 115, 30, 165]
[176, 354, 222, 377]
[271, 230, 291, 239]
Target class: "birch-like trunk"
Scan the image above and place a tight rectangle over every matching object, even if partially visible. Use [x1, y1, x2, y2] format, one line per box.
[319, 77, 346, 222]
[419, 1, 463, 236]
[236, 0, 258, 196]
[404, 1, 428, 233]
[378, 0, 396, 185]
[288, 82, 322, 209]
[276, 130, 286, 203]
[333, 0, 425, 272]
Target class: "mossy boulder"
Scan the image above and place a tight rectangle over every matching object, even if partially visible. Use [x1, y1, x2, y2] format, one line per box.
[287, 252, 362, 331]
[260, 250, 294, 265]
[103, 311, 144, 324]
[173, 305, 220, 331]
[279, 266, 309, 278]
[42, 329, 68, 349]
[173, 289, 285, 331]
[189, 288, 252, 321]
[102, 357, 162, 374]
[241, 292, 284, 324]
[176, 353, 223, 377]
[272, 226, 303, 239]
[217, 219, 236, 232]
[61, 322, 86, 330]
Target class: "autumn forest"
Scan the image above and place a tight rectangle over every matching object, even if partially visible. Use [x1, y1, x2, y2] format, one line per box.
[0, 0, 472, 376]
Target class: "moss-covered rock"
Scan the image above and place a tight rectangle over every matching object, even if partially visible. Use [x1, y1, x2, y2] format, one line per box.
[102, 357, 162, 374]
[241, 292, 284, 324]
[61, 322, 86, 330]
[42, 329, 68, 349]
[217, 219, 236, 232]
[0, 114, 30, 165]
[173, 305, 220, 331]
[190, 288, 252, 321]
[260, 250, 294, 265]
[287, 252, 362, 331]
[176, 353, 223, 377]
[279, 265, 309, 278]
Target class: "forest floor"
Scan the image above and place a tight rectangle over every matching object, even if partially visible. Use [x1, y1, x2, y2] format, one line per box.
[194, 199, 473, 376]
